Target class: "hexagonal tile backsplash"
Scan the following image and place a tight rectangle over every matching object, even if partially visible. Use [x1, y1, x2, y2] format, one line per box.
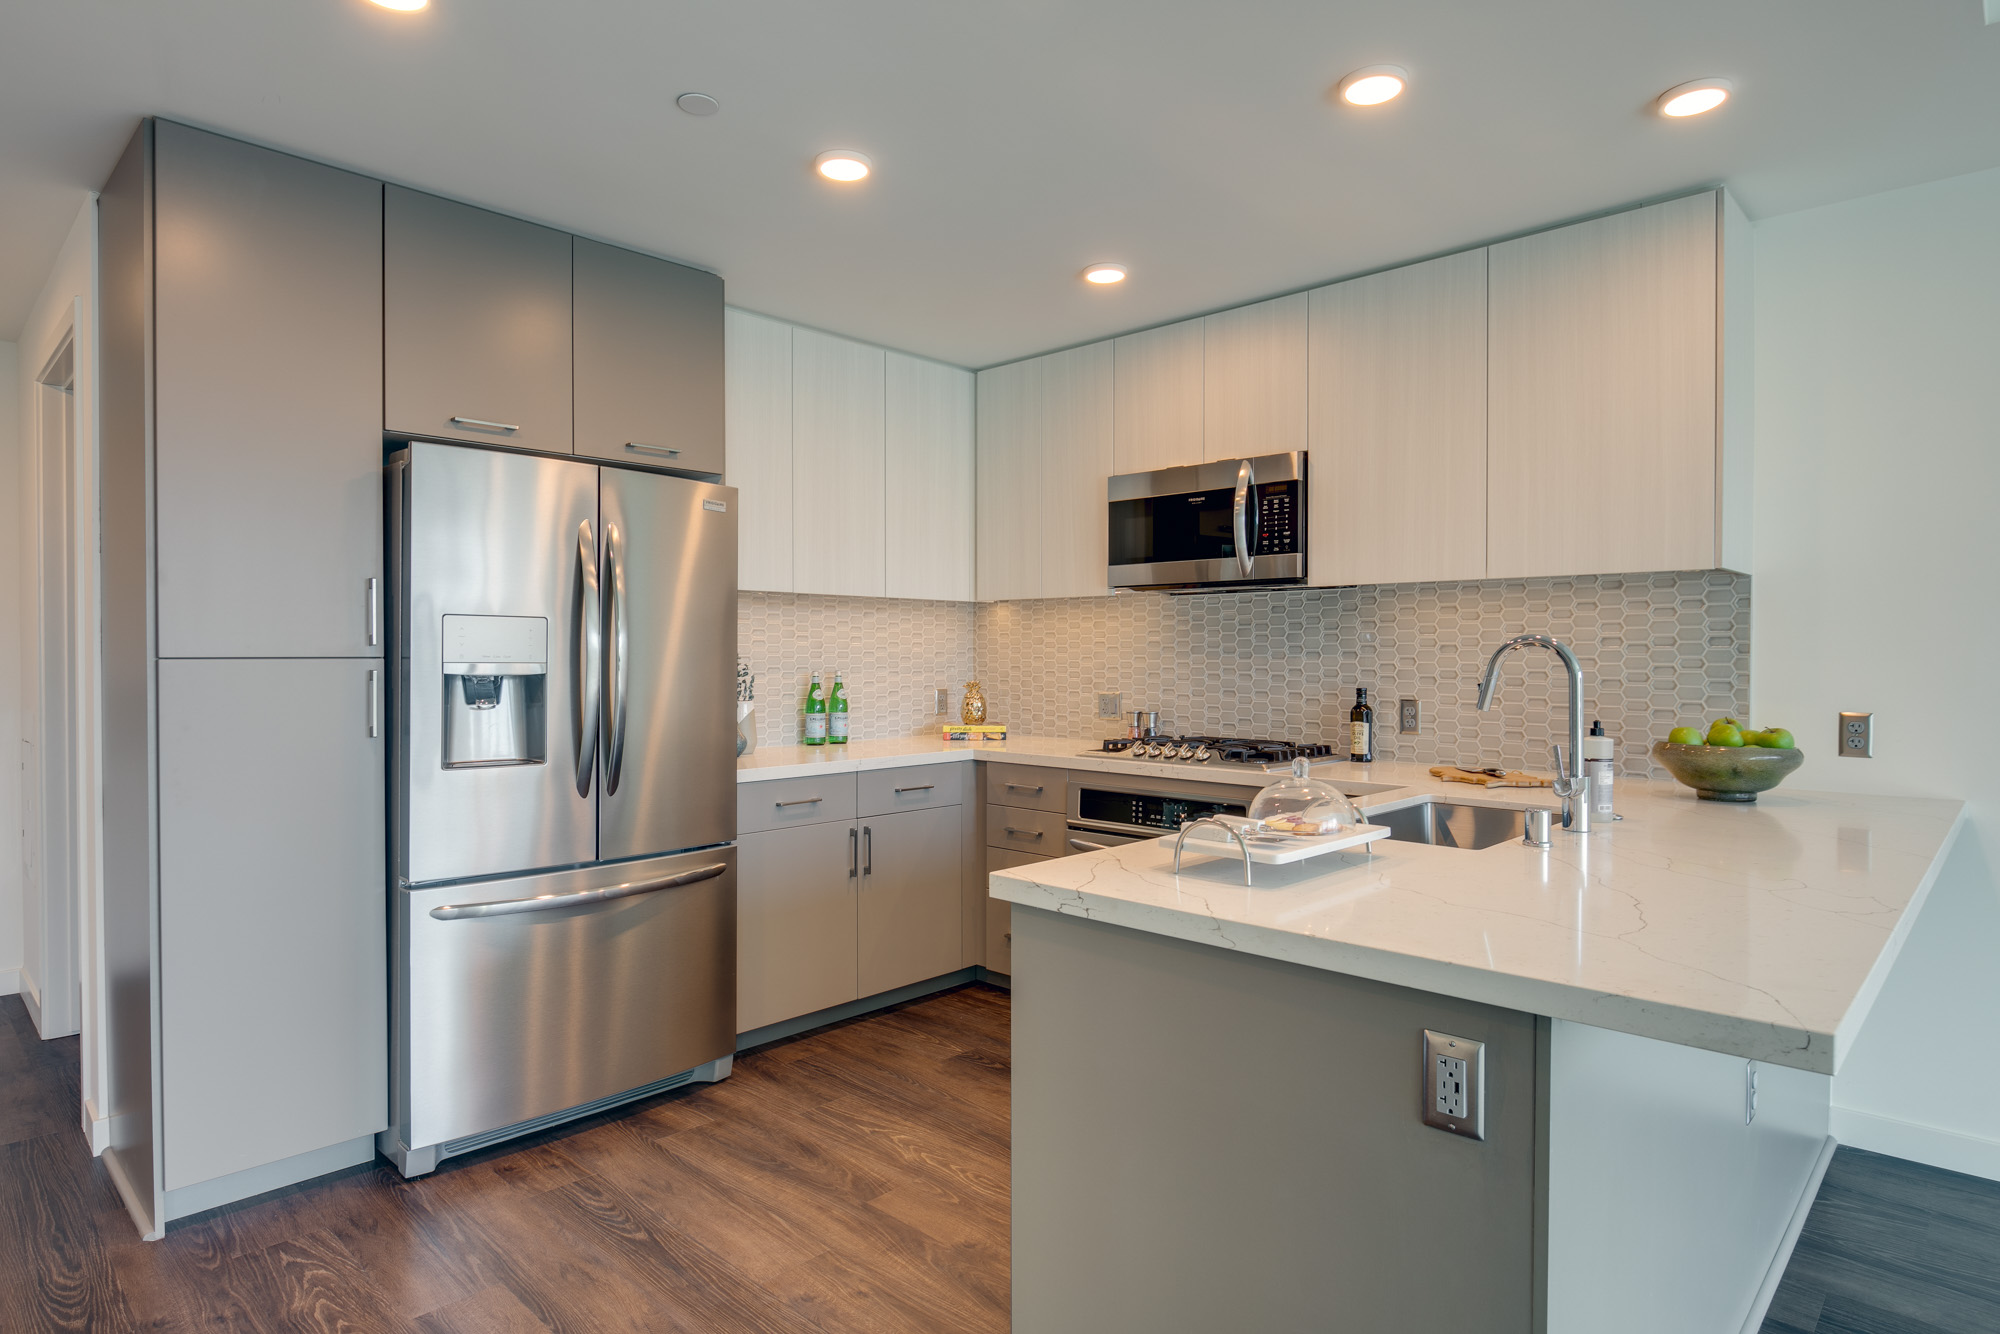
[741, 571, 1749, 778]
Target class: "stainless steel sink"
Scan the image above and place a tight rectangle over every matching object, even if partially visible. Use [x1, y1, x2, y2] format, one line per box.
[1375, 801, 1533, 850]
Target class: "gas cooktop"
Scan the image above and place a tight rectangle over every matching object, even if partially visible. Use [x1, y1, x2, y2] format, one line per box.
[1085, 736, 1339, 770]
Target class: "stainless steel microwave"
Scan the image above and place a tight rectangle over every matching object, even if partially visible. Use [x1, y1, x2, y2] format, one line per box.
[1107, 452, 1306, 590]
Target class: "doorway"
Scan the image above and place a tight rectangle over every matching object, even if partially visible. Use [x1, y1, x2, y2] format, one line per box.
[23, 333, 80, 1039]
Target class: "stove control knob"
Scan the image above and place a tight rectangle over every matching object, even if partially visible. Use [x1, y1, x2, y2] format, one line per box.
[1138, 743, 1158, 758]
[1193, 746, 1212, 762]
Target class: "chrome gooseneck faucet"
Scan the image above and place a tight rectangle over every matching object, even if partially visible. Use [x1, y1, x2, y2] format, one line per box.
[1476, 634, 1591, 833]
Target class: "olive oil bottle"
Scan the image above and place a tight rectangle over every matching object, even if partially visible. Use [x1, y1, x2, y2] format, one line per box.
[1349, 687, 1374, 764]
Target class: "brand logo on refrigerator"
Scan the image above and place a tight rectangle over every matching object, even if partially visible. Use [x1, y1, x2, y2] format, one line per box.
[702, 499, 728, 512]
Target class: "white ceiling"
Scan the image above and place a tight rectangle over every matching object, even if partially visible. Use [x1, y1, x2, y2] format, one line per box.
[3, 1, 1998, 367]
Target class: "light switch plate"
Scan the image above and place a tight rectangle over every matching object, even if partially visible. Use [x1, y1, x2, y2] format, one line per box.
[1839, 711, 1873, 758]
[1422, 1030, 1485, 1140]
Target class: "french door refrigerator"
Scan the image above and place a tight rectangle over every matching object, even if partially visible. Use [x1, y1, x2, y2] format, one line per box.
[380, 441, 738, 1177]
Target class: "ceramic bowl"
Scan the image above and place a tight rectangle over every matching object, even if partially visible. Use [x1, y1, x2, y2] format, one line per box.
[1651, 741, 1804, 802]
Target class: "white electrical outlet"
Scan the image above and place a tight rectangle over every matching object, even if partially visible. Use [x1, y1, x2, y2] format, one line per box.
[1399, 698, 1420, 734]
[1097, 691, 1123, 719]
[933, 686, 949, 715]
[1421, 1030, 1485, 1140]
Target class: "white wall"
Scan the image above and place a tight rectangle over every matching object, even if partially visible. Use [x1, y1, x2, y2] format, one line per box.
[0, 338, 17, 997]
[1752, 163, 2000, 1180]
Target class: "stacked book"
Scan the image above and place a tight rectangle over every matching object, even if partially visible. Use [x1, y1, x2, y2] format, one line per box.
[941, 723, 1008, 742]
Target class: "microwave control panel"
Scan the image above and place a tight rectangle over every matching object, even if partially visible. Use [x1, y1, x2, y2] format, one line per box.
[1255, 480, 1301, 556]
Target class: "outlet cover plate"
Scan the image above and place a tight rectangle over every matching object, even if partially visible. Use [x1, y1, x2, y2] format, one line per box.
[1097, 691, 1123, 719]
[1422, 1030, 1485, 1140]
[1399, 698, 1420, 734]
[933, 686, 949, 715]
[1840, 711, 1873, 758]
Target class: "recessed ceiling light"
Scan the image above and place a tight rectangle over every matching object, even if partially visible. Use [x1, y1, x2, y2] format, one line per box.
[1082, 264, 1127, 285]
[676, 93, 720, 116]
[1657, 78, 1732, 118]
[1336, 65, 1408, 107]
[368, 0, 428, 10]
[814, 150, 872, 182]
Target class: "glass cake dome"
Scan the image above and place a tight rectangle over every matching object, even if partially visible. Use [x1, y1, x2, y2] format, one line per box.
[1246, 759, 1363, 837]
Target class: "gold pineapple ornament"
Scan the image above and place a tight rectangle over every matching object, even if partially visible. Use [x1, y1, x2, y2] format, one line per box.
[961, 681, 987, 725]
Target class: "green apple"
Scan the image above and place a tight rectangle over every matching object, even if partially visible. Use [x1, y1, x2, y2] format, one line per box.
[1758, 727, 1796, 750]
[1705, 719, 1746, 747]
[1667, 726, 1703, 745]
[1740, 729, 1771, 747]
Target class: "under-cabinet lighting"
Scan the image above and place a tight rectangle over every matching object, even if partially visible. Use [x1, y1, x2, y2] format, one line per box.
[814, 151, 872, 182]
[1657, 79, 1732, 118]
[1082, 264, 1128, 285]
[1336, 65, 1408, 106]
[368, 0, 429, 10]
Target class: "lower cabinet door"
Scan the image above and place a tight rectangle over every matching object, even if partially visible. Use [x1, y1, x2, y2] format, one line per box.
[984, 846, 1050, 976]
[859, 806, 963, 997]
[737, 821, 859, 1031]
[158, 658, 386, 1191]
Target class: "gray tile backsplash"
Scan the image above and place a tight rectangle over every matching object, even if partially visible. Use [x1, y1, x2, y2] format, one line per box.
[741, 571, 1750, 778]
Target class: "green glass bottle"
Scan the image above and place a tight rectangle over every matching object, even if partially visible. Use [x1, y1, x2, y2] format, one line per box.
[803, 672, 828, 745]
[828, 673, 850, 744]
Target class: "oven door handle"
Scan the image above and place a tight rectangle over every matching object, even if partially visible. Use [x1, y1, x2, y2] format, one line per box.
[1068, 837, 1113, 853]
[1232, 458, 1256, 580]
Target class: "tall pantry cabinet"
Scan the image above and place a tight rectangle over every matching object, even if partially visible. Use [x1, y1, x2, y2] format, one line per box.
[100, 121, 387, 1237]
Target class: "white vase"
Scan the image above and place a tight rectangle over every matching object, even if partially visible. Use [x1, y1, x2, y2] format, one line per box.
[736, 700, 757, 756]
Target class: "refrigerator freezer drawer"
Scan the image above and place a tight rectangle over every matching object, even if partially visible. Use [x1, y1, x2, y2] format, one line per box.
[397, 847, 736, 1150]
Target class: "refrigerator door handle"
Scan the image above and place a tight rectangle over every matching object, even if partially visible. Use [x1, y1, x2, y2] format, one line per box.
[427, 862, 729, 920]
[602, 522, 630, 795]
[573, 520, 602, 797]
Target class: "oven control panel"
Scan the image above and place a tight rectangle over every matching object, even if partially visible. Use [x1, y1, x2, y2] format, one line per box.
[1256, 480, 1301, 556]
[1075, 788, 1248, 835]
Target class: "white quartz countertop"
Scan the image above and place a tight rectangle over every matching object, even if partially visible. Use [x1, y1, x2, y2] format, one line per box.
[740, 735, 1964, 1073]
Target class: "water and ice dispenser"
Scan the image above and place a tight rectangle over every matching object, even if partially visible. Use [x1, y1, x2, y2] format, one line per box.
[441, 615, 549, 768]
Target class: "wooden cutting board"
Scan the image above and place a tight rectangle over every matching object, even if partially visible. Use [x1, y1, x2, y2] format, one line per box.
[1428, 766, 1554, 789]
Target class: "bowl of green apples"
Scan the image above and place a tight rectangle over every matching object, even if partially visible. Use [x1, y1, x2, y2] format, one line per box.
[1651, 719, 1804, 803]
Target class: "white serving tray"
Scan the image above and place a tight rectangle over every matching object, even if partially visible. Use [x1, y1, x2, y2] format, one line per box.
[1177, 823, 1391, 866]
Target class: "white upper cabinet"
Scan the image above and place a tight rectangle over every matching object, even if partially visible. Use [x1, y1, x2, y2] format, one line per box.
[1487, 190, 1738, 578]
[885, 352, 976, 602]
[1308, 249, 1489, 587]
[725, 309, 795, 593]
[1113, 319, 1204, 475]
[976, 343, 1114, 601]
[791, 328, 888, 597]
[1202, 293, 1308, 462]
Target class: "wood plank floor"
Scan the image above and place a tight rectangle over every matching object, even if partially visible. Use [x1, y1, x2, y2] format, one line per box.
[1761, 1146, 2000, 1334]
[0, 983, 1011, 1334]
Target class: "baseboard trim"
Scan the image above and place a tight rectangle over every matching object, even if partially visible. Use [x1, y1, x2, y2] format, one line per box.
[1831, 1107, 2000, 1184]
[0, 967, 19, 997]
[1737, 1135, 1836, 1334]
[83, 1098, 112, 1156]
[103, 1144, 162, 1242]
[736, 968, 984, 1051]
[19, 978, 42, 1031]
[163, 1134, 376, 1226]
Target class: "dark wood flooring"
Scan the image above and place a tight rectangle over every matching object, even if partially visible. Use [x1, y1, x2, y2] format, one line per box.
[1761, 1146, 2000, 1334]
[0, 983, 1011, 1333]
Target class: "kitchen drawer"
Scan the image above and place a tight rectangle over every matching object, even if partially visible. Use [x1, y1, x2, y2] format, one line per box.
[737, 774, 857, 835]
[984, 846, 1048, 976]
[987, 803, 1066, 856]
[859, 763, 965, 818]
[986, 762, 1065, 812]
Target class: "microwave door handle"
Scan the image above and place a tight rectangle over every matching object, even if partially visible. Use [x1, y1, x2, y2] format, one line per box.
[573, 520, 601, 797]
[602, 522, 630, 796]
[1233, 458, 1255, 580]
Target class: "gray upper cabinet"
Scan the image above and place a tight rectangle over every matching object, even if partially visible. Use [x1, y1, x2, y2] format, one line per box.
[153, 122, 383, 658]
[385, 186, 573, 452]
[573, 237, 725, 474]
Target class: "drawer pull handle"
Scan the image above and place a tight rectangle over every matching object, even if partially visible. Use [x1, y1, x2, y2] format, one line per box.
[1004, 827, 1045, 839]
[776, 797, 824, 808]
[624, 442, 682, 458]
[449, 416, 520, 434]
[894, 784, 936, 794]
[1004, 783, 1044, 795]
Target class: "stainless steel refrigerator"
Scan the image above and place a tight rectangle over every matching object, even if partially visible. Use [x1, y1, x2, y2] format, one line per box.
[379, 441, 738, 1177]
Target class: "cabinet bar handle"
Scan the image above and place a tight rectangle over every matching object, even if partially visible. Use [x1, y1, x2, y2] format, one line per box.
[1004, 783, 1044, 795]
[430, 863, 726, 920]
[1004, 827, 1045, 839]
[366, 577, 380, 647]
[863, 825, 872, 875]
[776, 797, 824, 808]
[624, 442, 682, 459]
[449, 416, 519, 433]
[849, 827, 859, 877]
[367, 668, 380, 739]
[893, 784, 935, 794]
